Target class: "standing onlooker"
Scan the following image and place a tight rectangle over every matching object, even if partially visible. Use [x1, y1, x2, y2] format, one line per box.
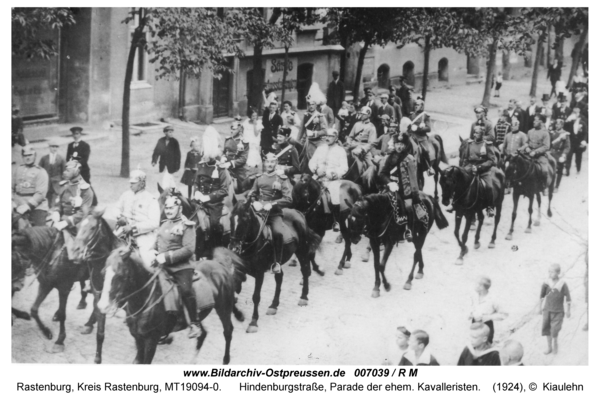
[66, 126, 92, 184]
[180, 137, 203, 199]
[547, 59, 562, 98]
[507, 99, 527, 134]
[469, 276, 507, 344]
[493, 72, 503, 97]
[395, 326, 411, 354]
[525, 96, 539, 132]
[548, 118, 570, 191]
[12, 145, 49, 227]
[151, 125, 181, 190]
[12, 105, 25, 147]
[39, 140, 66, 207]
[398, 77, 412, 117]
[243, 108, 263, 176]
[363, 89, 380, 126]
[457, 323, 501, 366]
[377, 93, 395, 137]
[261, 101, 283, 156]
[399, 330, 440, 366]
[564, 107, 587, 176]
[326, 70, 345, 118]
[539, 263, 571, 355]
[319, 99, 335, 128]
[262, 86, 279, 113]
[500, 340, 525, 366]
[388, 86, 403, 122]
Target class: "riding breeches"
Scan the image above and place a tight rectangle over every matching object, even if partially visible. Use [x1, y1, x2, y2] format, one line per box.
[267, 214, 286, 265]
[168, 268, 198, 323]
[135, 232, 157, 270]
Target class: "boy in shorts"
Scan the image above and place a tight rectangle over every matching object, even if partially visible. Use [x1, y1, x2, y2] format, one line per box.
[539, 263, 571, 354]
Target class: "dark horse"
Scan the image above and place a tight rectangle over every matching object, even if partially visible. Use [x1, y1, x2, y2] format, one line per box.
[292, 173, 362, 275]
[414, 134, 448, 200]
[440, 166, 505, 265]
[70, 208, 124, 363]
[504, 152, 555, 241]
[229, 200, 321, 333]
[347, 193, 449, 295]
[97, 247, 245, 364]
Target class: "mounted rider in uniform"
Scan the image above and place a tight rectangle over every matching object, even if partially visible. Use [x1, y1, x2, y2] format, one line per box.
[247, 153, 294, 274]
[12, 145, 49, 227]
[346, 106, 378, 173]
[408, 98, 434, 176]
[222, 121, 249, 194]
[520, 113, 552, 196]
[274, 127, 300, 182]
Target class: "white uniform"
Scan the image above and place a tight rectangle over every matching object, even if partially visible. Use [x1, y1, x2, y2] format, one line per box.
[116, 189, 160, 267]
[308, 143, 348, 205]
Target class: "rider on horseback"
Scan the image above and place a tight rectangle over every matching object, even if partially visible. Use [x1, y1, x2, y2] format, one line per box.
[520, 114, 552, 196]
[309, 128, 348, 212]
[247, 153, 294, 274]
[502, 117, 528, 194]
[378, 133, 422, 242]
[274, 127, 300, 181]
[346, 106, 378, 171]
[153, 195, 200, 338]
[408, 98, 434, 176]
[221, 121, 249, 194]
[115, 168, 160, 268]
[470, 106, 495, 142]
[12, 145, 49, 226]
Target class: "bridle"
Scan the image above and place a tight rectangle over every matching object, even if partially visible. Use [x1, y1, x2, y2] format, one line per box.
[230, 205, 270, 255]
[445, 166, 481, 211]
[508, 153, 536, 183]
[299, 179, 325, 217]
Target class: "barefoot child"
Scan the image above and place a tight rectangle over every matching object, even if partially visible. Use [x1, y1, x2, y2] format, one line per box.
[539, 263, 571, 354]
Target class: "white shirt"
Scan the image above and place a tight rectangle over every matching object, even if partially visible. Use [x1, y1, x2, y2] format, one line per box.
[49, 153, 56, 164]
[116, 189, 160, 235]
[309, 143, 348, 178]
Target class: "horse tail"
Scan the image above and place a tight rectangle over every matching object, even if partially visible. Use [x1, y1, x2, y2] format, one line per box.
[305, 227, 322, 255]
[431, 197, 449, 229]
[434, 134, 448, 164]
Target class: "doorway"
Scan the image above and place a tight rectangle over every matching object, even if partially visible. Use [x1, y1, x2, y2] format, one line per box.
[438, 58, 449, 81]
[213, 72, 231, 118]
[402, 61, 415, 86]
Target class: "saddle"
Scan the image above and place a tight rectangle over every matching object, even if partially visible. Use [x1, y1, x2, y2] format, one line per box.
[194, 204, 231, 240]
[258, 212, 298, 245]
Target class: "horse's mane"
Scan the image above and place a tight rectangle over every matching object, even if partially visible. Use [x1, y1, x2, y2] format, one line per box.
[362, 193, 392, 211]
[212, 247, 246, 272]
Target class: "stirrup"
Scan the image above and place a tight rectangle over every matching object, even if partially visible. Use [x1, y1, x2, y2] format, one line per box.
[486, 207, 495, 218]
[405, 229, 413, 243]
[427, 167, 434, 176]
[188, 322, 201, 339]
[271, 263, 282, 274]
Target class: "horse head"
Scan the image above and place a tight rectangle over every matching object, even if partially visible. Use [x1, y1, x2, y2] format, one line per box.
[505, 152, 530, 183]
[293, 173, 319, 209]
[346, 198, 367, 244]
[97, 246, 141, 314]
[440, 166, 460, 207]
[72, 206, 111, 263]
[229, 199, 256, 255]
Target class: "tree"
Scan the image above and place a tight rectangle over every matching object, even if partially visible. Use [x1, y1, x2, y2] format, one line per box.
[119, 8, 243, 177]
[12, 8, 75, 60]
[324, 8, 404, 101]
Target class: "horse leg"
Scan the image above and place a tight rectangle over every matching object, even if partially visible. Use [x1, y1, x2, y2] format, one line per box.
[406, 232, 426, 290]
[77, 279, 88, 310]
[81, 304, 97, 335]
[94, 299, 106, 364]
[533, 192, 542, 226]
[505, 191, 519, 240]
[51, 287, 70, 353]
[525, 196, 534, 233]
[433, 165, 441, 201]
[456, 214, 472, 265]
[30, 282, 54, 340]
[193, 320, 209, 363]
[310, 254, 324, 276]
[12, 308, 31, 321]
[267, 270, 284, 315]
[298, 251, 311, 306]
[547, 176, 554, 218]
[133, 336, 144, 364]
[142, 337, 159, 364]
[474, 210, 484, 249]
[214, 305, 234, 365]
[489, 201, 502, 248]
[247, 272, 264, 333]
[380, 240, 394, 292]
[370, 238, 382, 298]
[340, 217, 352, 270]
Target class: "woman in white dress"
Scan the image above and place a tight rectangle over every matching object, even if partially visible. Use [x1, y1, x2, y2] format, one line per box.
[242, 108, 263, 175]
[280, 100, 301, 141]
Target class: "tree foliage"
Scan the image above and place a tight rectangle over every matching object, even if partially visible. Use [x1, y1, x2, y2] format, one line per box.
[12, 7, 76, 60]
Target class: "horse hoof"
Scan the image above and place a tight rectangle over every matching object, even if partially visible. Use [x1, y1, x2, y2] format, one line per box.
[384, 282, 391, 292]
[344, 261, 351, 269]
[525, 227, 532, 233]
[505, 234, 513, 241]
[266, 308, 277, 316]
[488, 242, 496, 249]
[314, 268, 325, 276]
[335, 268, 344, 276]
[51, 344, 65, 354]
[42, 328, 53, 340]
[361, 254, 370, 263]
[289, 259, 298, 267]
[80, 325, 94, 335]
[246, 325, 258, 334]
[76, 301, 87, 310]
[298, 299, 308, 307]
[52, 312, 59, 322]
[94, 356, 102, 364]
[474, 242, 481, 250]
[158, 334, 173, 345]
[533, 220, 540, 227]
[455, 259, 464, 266]
[415, 272, 424, 279]
[548, 210, 553, 218]
[403, 283, 412, 291]
[335, 234, 343, 244]
[371, 290, 380, 298]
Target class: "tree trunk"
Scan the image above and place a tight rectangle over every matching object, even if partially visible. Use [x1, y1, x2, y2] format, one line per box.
[280, 45, 289, 111]
[178, 66, 186, 121]
[567, 24, 588, 88]
[530, 29, 546, 98]
[339, 33, 348, 83]
[547, 24, 553, 66]
[353, 44, 369, 102]
[120, 13, 146, 178]
[481, 37, 498, 108]
[556, 35, 565, 64]
[502, 50, 511, 80]
[251, 43, 264, 113]
[421, 37, 430, 100]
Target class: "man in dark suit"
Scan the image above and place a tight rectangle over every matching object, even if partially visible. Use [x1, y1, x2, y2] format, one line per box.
[398, 77, 413, 117]
[525, 96, 540, 132]
[377, 93, 395, 137]
[39, 140, 66, 207]
[564, 107, 587, 176]
[152, 125, 181, 188]
[327, 71, 345, 117]
[66, 126, 92, 184]
[507, 99, 526, 134]
[261, 101, 283, 155]
[363, 89, 380, 126]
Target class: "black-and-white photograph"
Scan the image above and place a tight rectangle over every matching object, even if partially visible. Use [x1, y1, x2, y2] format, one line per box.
[11, 7, 589, 367]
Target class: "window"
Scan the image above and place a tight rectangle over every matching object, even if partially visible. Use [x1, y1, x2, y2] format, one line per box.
[129, 8, 148, 84]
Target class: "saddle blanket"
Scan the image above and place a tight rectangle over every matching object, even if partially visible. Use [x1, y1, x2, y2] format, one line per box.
[262, 222, 298, 245]
[158, 270, 215, 314]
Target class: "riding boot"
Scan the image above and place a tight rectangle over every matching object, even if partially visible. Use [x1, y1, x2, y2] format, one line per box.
[159, 312, 179, 344]
[184, 296, 201, 339]
[272, 231, 284, 274]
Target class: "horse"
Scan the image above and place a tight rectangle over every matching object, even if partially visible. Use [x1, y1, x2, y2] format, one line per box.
[229, 199, 321, 333]
[11, 245, 31, 322]
[413, 133, 448, 200]
[439, 166, 505, 265]
[97, 247, 245, 364]
[69, 208, 124, 363]
[346, 192, 449, 295]
[342, 151, 380, 195]
[292, 173, 362, 275]
[504, 152, 555, 241]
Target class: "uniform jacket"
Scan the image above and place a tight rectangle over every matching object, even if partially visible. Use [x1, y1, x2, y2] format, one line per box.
[298, 111, 327, 144]
[181, 150, 203, 186]
[261, 110, 283, 152]
[223, 134, 249, 182]
[348, 121, 378, 154]
[56, 177, 94, 227]
[379, 151, 419, 198]
[508, 107, 527, 133]
[248, 171, 293, 210]
[116, 189, 161, 236]
[549, 128, 571, 160]
[152, 136, 181, 174]
[327, 79, 345, 113]
[494, 120, 511, 147]
[154, 217, 196, 273]
[390, 100, 403, 122]
[39, 154, 66, 196]
[522, 128, 550, 156]
[460, 139, 497, 172]
[66, 140, 91, 175]
[12, 164, 49, 211]
[469, 119, 494, 142]
[309, 143, 348, 178]
[194, 162, 229, 204]
[273, 143, 300, 177]
[378, 103, 395, 123]
[502, 131, 528, 156]
[409, 111, 432, 138]
[526, 105, 541, 131]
